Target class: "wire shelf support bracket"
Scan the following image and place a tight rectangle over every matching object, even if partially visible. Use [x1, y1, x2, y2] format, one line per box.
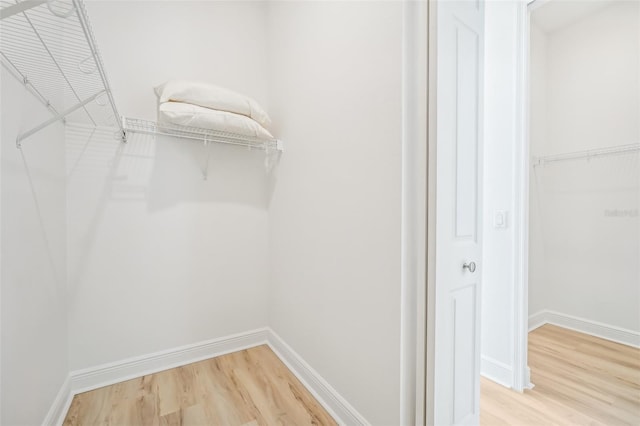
[0, 0, 125, 147]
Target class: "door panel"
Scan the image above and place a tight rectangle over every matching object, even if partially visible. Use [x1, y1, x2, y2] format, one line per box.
[434, 1, 484, 425]
[452, 285, 478, 423]
[454, 22, 480, 241]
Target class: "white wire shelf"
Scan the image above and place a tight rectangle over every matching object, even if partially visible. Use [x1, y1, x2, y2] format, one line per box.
[123, 117, 284, 152]
[0, 0, 123, 146]
[533, 143, 640, 167]
[123, 117, 283, 180]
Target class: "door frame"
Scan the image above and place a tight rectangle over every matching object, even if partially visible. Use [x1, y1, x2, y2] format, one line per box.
[512, 0, 533, 392]
[399, 0, 429, 424]
[510, 0, 552, 391]
[408, 1, 534, 424]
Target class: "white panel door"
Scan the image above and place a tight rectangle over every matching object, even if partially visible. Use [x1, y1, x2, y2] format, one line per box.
[434, 0, 484, 425]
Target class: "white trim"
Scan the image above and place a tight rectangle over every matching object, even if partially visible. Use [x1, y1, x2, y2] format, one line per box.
[45, 328, 367, 426]
[400, 0, 429, 424]
[266, 329, 369, 426]
[528, 310, 640, 348]
[511, 0, 532, 393]
[424, 2, 438, 424]
[70, 327, 269, 394]
[480, 356, 514, 389]
[528, 310, 548, 331]
[527, 0, 552, 12]
[42, 377, 73, 426]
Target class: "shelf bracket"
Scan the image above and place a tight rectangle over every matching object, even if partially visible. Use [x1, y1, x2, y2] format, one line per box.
[16, 90, 106, 148]
[0, 0, 47, 20]
[120, 115, 127, 143]
[203, 137, 210, 180]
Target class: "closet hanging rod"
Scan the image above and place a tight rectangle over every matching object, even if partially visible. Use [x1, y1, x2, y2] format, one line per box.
[17, 89, 104, 143]
[533, 143, 639, 167]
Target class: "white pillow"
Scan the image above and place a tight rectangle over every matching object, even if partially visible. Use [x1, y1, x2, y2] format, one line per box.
[154, 80, 271, 128]
[158, 102, 274, 140]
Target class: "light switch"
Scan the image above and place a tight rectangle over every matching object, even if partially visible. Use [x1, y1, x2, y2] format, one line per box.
[494, 210, 507, 228]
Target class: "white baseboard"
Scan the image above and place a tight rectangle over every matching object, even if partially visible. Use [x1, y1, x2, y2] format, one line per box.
[528, 310, 548, 332]
[42, 376, 73, 426]
[528, 310, 640, 348]
[47, 327, 367, 426]
[266, 329, 369, 426]
[526, 366, 534, 390]
[480, 355, 513, 388]
[70, 327, 269, 394]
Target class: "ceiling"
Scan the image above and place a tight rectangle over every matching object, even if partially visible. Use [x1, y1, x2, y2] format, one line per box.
[530, 0, 618, 33]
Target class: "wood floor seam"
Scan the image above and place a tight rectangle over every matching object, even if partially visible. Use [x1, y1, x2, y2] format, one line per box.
[63, 345, 337, 426]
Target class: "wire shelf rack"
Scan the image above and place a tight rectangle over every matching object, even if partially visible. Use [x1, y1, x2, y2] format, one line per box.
[1, 0, 123, 146]
[123, 117, 284, 152]
[533, 143, 640, 167]
[123, 117, 284, 180]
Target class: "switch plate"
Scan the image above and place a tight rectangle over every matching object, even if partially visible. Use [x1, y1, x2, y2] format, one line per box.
[494, 210, 507, 228]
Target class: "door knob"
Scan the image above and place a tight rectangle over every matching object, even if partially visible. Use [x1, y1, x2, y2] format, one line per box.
[463, 261, 476, 273]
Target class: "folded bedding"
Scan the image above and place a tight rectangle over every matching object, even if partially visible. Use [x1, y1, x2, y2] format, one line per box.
[155, 80, 271, 128]
[158, 102, 274, 140]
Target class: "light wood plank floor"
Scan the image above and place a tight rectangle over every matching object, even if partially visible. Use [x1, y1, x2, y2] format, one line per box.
[63, 345, 337, 426]
[481, 324, 640, 425]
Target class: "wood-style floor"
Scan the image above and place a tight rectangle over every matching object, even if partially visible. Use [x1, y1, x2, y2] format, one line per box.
[64, 324, 639, 425]
[481, 324, 640, 425]
[63, 345, 336, 426]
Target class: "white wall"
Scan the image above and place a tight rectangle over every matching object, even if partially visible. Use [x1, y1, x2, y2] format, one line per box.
[482, 0, 640, 391]
[545, 1, 638, 154]
[85, 0, 270, 122]
[2, 3, 405, 424]
[1, 69, 68, 425]
[481, 0, 520, 387]
[529, 1, 640, 332]
[266, 2, 403, 424]
[68, 1, 271, 370]
[528, 21, 548, 317]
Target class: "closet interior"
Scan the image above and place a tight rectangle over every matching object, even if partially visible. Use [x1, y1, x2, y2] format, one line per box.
[528, 1, 639, 345]
[1, 0, 283, 156]
[1, 0, 403, 425]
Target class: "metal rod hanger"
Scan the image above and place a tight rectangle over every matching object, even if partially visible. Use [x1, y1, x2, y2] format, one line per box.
[533, 143, 640, 167]
[0, 0, 124, 146]
[16, 89, 104, 146]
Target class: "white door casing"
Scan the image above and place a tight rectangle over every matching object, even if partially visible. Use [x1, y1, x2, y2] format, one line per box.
[434, 1, 484, 425]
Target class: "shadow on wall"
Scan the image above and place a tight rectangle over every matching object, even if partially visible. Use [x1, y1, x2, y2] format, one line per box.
[1, 74, 67, 305]
[530, 152, 640, 327]
[147, 133, 272, 211]
[2, 129, 67, 304]
[66, 123, 274, 295]
[1, 67, 69, 425]
[67, 125, 272, 210]
[14, 146, 66, 292]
